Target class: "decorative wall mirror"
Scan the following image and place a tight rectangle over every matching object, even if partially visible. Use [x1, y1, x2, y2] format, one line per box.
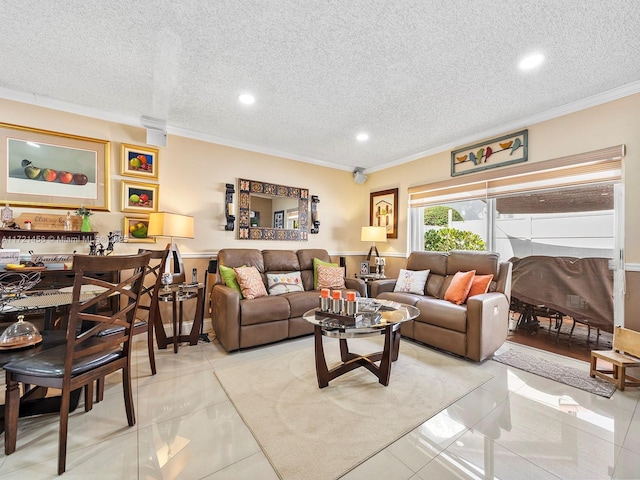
[238, 178, 308, 241]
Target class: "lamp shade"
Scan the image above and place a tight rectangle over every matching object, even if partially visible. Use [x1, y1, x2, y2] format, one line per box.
[148, 212, 194, 239]
[361, 226, 387, 243]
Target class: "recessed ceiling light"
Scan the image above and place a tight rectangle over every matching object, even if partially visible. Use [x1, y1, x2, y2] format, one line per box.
[519, 53, 545, 70]
[356, 133, 369, 142]
[238, 94, 255, 105]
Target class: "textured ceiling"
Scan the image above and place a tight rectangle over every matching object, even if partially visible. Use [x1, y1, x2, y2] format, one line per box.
[1, 1, 639, 172]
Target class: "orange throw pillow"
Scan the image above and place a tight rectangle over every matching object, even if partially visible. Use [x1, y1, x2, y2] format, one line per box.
[467, 274, 494, 299]
[444, 270, 476, 305]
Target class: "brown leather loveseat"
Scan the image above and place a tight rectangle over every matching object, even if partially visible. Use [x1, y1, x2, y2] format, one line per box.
[212, 248, 366, 351]
[371, 250, 512, 361]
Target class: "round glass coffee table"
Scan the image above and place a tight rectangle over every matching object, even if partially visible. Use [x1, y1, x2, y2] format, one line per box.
[303, 303, 419, 388]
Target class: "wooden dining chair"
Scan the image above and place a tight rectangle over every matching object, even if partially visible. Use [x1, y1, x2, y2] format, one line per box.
[135, 247, 170, 375]
[93, 248, 169, 403]
[3, 252, 150, 475]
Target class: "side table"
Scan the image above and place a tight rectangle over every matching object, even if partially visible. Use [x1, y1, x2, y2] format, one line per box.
[154, 283, 204, 353]
[355, 274, 386, 297]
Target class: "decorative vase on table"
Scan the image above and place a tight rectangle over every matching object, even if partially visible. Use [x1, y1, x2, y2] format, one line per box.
[76, 205, 93, 232]
[81, 215, 92, 232]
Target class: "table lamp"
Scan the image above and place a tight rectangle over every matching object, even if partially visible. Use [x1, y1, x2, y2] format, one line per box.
[361, 226, 387, 261]
[148, 212, 194, 283]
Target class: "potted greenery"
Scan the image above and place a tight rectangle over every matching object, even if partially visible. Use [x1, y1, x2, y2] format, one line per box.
[75, 205, 93, 232]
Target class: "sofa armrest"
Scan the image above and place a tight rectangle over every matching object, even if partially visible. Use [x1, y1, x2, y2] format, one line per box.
[345, 277, 367, 297]
[466, 292, 509, 362]
[211, 284, 241, 351]
[370, 279, 397, 297]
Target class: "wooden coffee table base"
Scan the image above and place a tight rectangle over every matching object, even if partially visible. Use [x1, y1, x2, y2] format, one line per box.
[313, 323, 402, 388]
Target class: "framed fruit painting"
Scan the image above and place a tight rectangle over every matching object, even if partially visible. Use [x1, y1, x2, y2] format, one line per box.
[0, 122, 110, 210]
[121, 181, 158, 213]
[121, 143, 158, 180]
[123, 215, 155, 243]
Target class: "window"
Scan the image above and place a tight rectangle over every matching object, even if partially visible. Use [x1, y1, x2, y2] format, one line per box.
[408, 145, 625, 325]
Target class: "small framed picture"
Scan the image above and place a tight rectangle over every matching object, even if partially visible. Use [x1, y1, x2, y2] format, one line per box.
[123, 215, 155, 243]
[370, 188, 398, 239]
[360, 262, 370, 276]
[274, 210, 284, 229]
[121, 143, 158, 180]
[121, 180, 159, 213]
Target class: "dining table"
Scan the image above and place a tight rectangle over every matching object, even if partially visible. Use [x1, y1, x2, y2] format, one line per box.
[0, 286, 108, 432]
[1, 288, 104, 329]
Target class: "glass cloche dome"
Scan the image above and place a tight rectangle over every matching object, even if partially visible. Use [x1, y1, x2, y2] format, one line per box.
[0, 314, 42, 349]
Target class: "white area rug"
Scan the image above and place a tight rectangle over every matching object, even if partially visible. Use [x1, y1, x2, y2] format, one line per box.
[215, 338, 492, 480]
[493, 349, 616, 398]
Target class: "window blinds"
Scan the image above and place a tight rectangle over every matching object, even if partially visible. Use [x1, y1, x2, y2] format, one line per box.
[409, 145, 624, 207]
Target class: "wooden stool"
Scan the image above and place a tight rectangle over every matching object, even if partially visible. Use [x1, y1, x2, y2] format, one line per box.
[590, 327, 640, 391]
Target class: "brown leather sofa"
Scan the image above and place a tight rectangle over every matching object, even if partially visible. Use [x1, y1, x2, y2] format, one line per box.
[371, 250, 512, 361]
[211, 248, 366, 351]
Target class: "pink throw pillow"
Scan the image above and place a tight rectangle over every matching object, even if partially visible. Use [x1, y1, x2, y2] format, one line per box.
[317, 264, 346, 289]
[234, 266, 267, 299]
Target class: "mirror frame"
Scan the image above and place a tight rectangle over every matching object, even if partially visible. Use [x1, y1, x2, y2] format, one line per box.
[238, 178, 309, 241]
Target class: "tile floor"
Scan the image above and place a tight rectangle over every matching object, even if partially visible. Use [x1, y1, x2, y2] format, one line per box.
[1, 333, 639, 479]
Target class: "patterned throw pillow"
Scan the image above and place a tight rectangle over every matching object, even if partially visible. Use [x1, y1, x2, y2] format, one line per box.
[444, 270, 476, 305]
[267, 272, 304, 295]
[467, 274, 494, 299]
[313, 258, 338, 289]
[234, 266, 267, 299]
[316, 264, 346, 289]
[393, 269, 430, 294]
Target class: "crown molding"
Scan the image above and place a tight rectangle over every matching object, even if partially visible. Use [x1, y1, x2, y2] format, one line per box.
[3, 80, 640, 174]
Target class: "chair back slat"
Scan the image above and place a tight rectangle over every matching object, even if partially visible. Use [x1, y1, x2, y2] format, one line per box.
[137, 248, 170, 320]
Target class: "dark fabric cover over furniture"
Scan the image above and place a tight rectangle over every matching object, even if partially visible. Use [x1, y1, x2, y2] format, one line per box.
[211, 249, 366, 351]
[371, 250, 512, 362]
[510, 256, 613, 333]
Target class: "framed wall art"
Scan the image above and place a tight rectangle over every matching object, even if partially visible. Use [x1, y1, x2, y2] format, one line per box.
[121, 143, 158, 179]
[451, 129, 528, 176]
[123, 215, 155, 243]
[370, 188, 398, 239]
[121, 181, 159, 213]
[0, 122, 110, 210]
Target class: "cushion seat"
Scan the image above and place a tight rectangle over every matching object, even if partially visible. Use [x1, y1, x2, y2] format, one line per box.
[377, 291, 420, 306]
[240, 295, 290, 326]
[285, 290, 323, 318]
[4, 343, 122, 377]
[415, 298, 467, 333]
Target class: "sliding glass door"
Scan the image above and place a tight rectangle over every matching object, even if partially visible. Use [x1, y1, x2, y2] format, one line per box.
[410, 181, 623, 326]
